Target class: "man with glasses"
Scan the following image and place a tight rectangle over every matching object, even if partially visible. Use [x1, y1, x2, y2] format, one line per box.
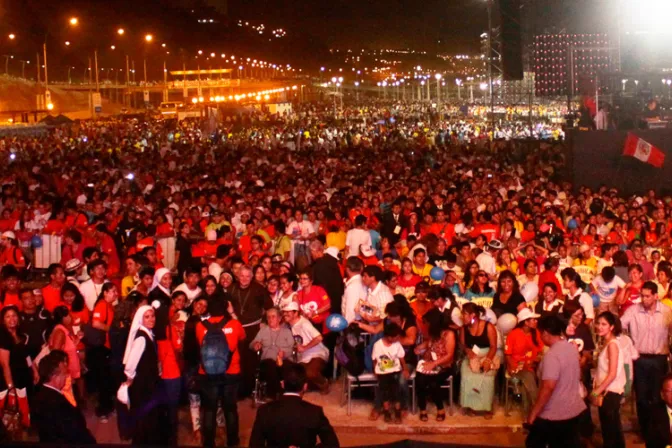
[621, 281, 672, 440]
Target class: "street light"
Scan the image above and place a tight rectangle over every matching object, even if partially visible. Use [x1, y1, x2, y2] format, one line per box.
[145, 34, 153, 42]
[435, 73, 442, 105]
[69, 17, 78, 26]
[117, 28, 125, 35]
[8, 34, 15, 40]
[110, 45, 115, 50]
[65, 41, 70, 46]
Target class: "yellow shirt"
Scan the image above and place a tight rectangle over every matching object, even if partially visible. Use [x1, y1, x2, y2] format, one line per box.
[412, 263, 433, 278]
[326, 231, 346, 251]
[121, 276, 135, 298]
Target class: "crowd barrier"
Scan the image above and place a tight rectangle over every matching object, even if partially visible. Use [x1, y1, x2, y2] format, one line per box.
[32, 235, 178, 271]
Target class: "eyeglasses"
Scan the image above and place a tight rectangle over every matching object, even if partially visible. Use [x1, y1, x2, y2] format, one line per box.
[477, 273, 488, 278]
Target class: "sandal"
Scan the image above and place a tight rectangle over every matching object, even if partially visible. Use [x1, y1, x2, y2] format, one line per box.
[436, 411, 446, 422]
[419, 411, 429, 422]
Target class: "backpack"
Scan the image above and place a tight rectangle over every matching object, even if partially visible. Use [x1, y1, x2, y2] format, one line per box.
[335, 323, 365, 377]
[200, 319, 232, 376]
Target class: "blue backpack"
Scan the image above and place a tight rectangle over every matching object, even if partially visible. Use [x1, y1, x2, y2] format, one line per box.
[200, 319, 232, 376]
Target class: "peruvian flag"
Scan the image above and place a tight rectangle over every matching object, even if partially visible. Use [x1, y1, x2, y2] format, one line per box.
[623, 133, 665, 168]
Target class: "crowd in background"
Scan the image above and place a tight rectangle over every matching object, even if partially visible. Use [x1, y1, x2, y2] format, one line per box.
[0, 100, 669, 448]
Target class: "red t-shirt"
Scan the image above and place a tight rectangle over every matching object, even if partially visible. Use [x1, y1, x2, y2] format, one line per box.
[41, 284, 63, 313]
[196, 317, 245, 375]
[1, 292, 21, 310]
[297, 285, 331, 327]
[0, 247, 25, 268]
[92, 300, 114, 348]
[537, 270, 562, 297]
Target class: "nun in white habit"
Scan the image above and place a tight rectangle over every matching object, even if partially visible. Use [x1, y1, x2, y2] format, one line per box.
[122, 304, 164, 445]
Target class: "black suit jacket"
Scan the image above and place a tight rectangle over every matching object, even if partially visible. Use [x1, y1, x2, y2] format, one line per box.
[646, 403, 672, 448]
[381, 212, 404, 245]
[32, 386, 96, 445]
[249, 395, 339, 448]
[312, 254, 344, 314]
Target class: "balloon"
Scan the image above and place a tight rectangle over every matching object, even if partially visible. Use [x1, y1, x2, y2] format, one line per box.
[497, 313, 518, 335]
[325, 313, 348, 332]
[430, 266, 446, 282]
[31, 235, 43, 248]
[567, 219, 578, 230]
[520, 282, 539, 303]
[483, 308, 498, 325]
[591, 293, 600, 308]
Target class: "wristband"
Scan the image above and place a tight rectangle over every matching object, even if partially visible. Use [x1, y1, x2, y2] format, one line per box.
[590, 391, 599, 397]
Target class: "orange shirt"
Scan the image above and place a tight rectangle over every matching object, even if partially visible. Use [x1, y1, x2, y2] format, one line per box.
[410, 299, 433, 339]
[0, 247, 25, 268]
[92, 300, 114, 348]
[41, 284, 63, 313]
[196, 316, 245, 375]
[1, 292, 21, 310]
[504, 328, 544, 372]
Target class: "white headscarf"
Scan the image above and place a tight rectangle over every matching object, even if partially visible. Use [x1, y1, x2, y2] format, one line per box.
[151, 267, 172, 297]
[122, 305, 153, 366]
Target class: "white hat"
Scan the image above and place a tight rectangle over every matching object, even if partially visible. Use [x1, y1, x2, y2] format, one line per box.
[282, 302, 299, 312]
[579, 243, 591, 253]
[1, 231, 16, 240]
[488, 239, 504, 250]
[516, 308, 541, 323]
[206, 230, 218, 241]
[65, 258, 83, 271]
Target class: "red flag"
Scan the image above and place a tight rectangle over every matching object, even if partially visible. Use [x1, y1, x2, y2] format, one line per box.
[623, 133, 665, 168]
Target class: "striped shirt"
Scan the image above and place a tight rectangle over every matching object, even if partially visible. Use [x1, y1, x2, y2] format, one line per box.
[621, 302, 672, 355]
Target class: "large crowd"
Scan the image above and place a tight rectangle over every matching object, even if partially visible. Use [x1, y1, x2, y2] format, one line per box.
[0, 99, 670, 448]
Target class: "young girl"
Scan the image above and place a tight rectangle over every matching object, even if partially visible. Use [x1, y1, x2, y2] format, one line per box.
[371, 323, 409, 424]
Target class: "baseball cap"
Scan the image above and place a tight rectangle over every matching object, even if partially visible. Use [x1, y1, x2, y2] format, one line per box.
[1, 231, 16, 240]
[282, 302, 299, 312]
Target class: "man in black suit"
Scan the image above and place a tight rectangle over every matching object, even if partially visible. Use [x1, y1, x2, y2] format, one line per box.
[250, 363, 339, 448]
[646, 373, 672, 448]
[381, 202, 404, 245]
[32, 350, 96, 444]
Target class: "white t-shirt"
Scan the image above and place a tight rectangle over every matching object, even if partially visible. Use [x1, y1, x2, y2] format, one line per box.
[286, 220, 315, 240]
[291, 316, 329, 363]
[596, 258, 613, 276]
[208, 262, 224, 282]
[591, 276, 625, 303]
[371, 339, 405, 374]
[174, 283, 202, 305]
[79, 279, 110, 311]
[345, 228, 372, 258]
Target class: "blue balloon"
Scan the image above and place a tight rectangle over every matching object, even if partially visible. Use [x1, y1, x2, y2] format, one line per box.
[430, 266, 445, 281]
[325, 313, 348, 332]
[31, 235, 43, 248]
[591, 293, 600, 308]
[567, 219, 578, 230]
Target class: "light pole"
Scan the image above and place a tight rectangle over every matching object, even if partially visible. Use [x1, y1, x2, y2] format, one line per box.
[456, 78, 462, 101]
[420, 80, 424, 101]
[435, 73, 442, 107]
[621, 79, 627, 92]
[144, 34, 153, 85]
[355, 81, 360, 101]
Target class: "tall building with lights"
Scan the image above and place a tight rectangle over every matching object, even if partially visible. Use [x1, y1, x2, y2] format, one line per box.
[533, 33, 611, 97]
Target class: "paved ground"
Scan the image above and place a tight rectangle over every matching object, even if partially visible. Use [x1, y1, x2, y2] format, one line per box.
[65, 379, 645, 447]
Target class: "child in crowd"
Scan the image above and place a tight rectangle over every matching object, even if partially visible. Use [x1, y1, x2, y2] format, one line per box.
[372, 323, 409, 423]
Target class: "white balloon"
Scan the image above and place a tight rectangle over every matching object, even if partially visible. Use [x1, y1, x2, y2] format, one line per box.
[521, 282, 539, 303]
[497, 313, 518, 335]
[483, 308, 498, 325]
[451, 307, 464, 327]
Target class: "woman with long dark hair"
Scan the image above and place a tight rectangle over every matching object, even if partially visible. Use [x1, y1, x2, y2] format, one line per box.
[0, 305, 38, 430]
[592, 311, 626, 448]
[414, 308, 455, 422]
[459, 302, 498, 418]
[492, 270, 526, 317]
[88, 282, 118, 422]
[122, 305, 163, 445]
[465, 269, 495, 301]
[49, 305, 82, 406]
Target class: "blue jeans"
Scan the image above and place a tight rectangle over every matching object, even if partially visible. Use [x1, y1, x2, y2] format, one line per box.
[162, 378, 181, 445]
[201, 374, 241, 447]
